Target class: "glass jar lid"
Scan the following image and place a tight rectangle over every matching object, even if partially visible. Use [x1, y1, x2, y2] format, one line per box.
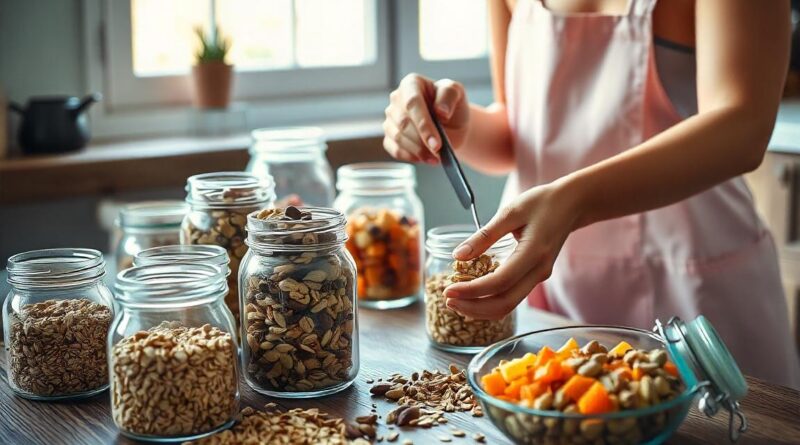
[336, 162, 416, 192]
[250, 126, 326, 154]
[117, 200, 189, 229]
[246, 206, 347, 253]
[7, 248, 106, 290]
[185, 172, 276, 209]
[655, 316, 748, 441]
[133, 244, 229, 274]
[426, 225, 515, 259]
[115, 263, 227, 309]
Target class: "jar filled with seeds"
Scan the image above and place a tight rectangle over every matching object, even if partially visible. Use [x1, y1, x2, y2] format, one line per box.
[240, 206, 358, 398]
[3, 248, 113, 400]
[425, 225, 517, 353]
[334, 163, 424, 309]
[181, 172, 276, 324]
[113, 200, 189, 271]
[247, 126, 335, 207]
[109, 263, 239, 442]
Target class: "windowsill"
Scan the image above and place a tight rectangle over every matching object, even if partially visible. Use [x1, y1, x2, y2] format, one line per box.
[770, 99, 800, 154]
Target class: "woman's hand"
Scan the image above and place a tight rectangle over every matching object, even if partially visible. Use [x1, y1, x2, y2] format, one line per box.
[383, 73, 470, 164]
[443, 180, 583, 320]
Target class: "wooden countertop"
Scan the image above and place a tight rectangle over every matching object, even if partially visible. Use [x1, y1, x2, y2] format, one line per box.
[1, 302, 798, 445]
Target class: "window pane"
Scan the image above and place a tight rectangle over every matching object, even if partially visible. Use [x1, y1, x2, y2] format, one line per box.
[131, 0, 208, 76]
[216, 0, 294, 71]
[295, 0, 376, 67]
[419, 0, 488, 61]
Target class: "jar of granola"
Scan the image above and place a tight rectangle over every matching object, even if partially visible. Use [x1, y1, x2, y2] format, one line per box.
[334, 162, 423, 309]
[3, 248, 113, 400]
[181, 172, 275, 324]
[425, 225, 516, 353]
[247, 126, 334, 206]
[113, 200, 188, 271]
[240, 206, 358, 398]
[109, 263, 239, 442]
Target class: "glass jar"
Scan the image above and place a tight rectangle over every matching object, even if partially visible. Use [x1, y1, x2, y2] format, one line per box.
[240, 206, 358, 398]
[134, 244, 229, 275]
[3, 248, 113, 400]
[334, 162, 424, 309]
[425, 225, 516, 353]
[247, 126, 335, 207]
[181, 172, 275, 325]
[114, 200, 188, 271]
[109, 263, 239, 442]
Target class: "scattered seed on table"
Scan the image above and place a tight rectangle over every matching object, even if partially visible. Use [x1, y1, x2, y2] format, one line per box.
[438, 435, 452, 443]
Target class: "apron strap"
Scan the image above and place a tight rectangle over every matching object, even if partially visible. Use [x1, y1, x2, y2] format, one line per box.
[628, 0, 658, 17]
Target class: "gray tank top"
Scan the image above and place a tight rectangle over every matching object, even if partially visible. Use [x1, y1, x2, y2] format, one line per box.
[654, 37, 697, 118]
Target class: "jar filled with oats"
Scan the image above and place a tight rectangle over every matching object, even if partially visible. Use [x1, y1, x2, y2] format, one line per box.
[181, 172, 275, 324]
[240, 206, 358, 398]
[3, 248, 113, 400]
[109, 263, 239, 442]
[334, 163, 424, 309]
[247, 126, 335, 207]
[425, 225, 516, 353]
[113, 200, 188, 271]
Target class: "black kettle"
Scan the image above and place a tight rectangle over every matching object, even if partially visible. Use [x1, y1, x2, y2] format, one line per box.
[9, 93, 101, 155]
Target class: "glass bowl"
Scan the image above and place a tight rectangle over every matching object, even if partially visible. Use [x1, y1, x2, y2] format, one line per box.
[468, 326, 695, 445]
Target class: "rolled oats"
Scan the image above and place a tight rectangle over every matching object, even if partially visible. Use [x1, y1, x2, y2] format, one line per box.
[7, 298, 111, 397]
[110, 322, 238, 438]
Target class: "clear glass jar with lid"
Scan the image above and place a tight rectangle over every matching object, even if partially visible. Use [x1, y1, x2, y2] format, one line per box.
[109, 263, 239, 442]
[247, 126, 335, 207]
[239, 206, 358, 398]
[334, 162, 424, 309]
[181, 172, 275, 324]
[425, 225, 516, 353]
[114, 200, 189, 271]
[3, 248, 113, 400]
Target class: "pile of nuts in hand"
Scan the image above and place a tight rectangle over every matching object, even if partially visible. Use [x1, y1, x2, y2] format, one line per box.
[480, 338, 684, 444]
[345, 208, 421, 301]
[243, 207, 356, 393]
[426, 254, 515, 347]
[7, 298, 111, 397]
[110, 322, 238, 438]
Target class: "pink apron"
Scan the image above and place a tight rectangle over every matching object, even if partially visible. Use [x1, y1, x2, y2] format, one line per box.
[504, 0, 800, 388]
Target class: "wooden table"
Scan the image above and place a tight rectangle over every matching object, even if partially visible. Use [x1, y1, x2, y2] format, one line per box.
[1, 303, 798, 445]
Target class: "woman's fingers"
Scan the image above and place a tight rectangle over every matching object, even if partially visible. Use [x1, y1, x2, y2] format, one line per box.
[445, 263, 548, 321]
[452, 203, 525, 260]
[399, 75, 440, 154]
[382, 136, 420, 163]
[433, 78, 464, 122]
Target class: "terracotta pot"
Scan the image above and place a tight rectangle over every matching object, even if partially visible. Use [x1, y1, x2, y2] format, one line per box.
[192, 62, 233, 109]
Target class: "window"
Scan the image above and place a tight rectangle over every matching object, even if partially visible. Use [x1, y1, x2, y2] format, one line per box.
[419, 0, 488, 61]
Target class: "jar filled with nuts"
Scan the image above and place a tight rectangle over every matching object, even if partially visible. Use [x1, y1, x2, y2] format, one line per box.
[113, 200, 189, 271]
[181, 172, 276, 325]
[3, 248, 114, 401]
[425, 225, 517, 353]
[247, 126, 335, 207]
[110, 263, 239, 442]
[240, 206, 359, 398]
[334, 163, 424, 309]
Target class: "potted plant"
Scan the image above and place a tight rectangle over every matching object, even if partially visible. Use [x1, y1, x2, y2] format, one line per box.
[192, 25, 232, 109]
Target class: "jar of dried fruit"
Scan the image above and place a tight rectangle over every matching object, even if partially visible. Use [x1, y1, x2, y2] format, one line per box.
[3, 248, 113, 400]
[113, 200, 189, 271]
[334, 162, 424, 309]
[181, 172, 275, 324]
[109, 263, 239, 442]
[247, 126, 334, 207]
[425, 225, 517, 353]
[240, 206, 358, 398]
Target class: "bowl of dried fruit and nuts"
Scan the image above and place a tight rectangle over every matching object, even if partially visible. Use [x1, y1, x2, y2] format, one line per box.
[468, 327, 693, 445]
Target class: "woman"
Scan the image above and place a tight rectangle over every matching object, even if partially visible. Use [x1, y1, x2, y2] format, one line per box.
[383, 0, 800, 388]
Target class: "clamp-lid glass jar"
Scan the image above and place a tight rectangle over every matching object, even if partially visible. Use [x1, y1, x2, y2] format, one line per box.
[247, 126, 334, 207]
[425, 225, 516, 353]
[109, 263, 239, 442]
[113, 200, 188, 271]
[334, 162, 424, 309]
[240, 206, 358, 398]
[3, 248, 113, 400]
[181, 172, 275, 324]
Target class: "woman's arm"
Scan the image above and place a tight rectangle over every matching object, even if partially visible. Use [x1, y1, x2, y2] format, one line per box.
[444, 0, 791, 320]
[381, 0, 515, 175]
